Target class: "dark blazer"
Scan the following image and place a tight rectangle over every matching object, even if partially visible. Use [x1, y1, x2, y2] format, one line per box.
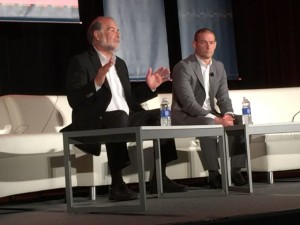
[65, 48, 157, 155]
[171, 54, 233, 122]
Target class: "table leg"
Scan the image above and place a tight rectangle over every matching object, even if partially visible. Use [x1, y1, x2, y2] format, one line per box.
[136, 134, 147, 210]
[153, 139, 163, 197]
[224, 131, 232, 186]
[244, 128, 253, 193]
[63, 136, 73, 212]
[219, 135, 229, 195]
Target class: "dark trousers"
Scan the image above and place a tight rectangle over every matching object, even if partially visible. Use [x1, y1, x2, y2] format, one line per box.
[197, 115, 246, 170]
[172, 111, 246, 171]
[102, 109, 177, 173]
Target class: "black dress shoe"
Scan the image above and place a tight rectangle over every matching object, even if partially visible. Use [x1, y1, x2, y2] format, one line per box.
[232, 171, 246, 186]
[208, 174, 222, 189]
[148, 176, 189, 194]
[109, 183, 138, 201]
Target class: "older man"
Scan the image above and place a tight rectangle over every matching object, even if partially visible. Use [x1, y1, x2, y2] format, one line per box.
[66, 16, 187, 201]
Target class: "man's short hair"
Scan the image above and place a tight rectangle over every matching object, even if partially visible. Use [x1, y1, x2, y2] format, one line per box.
[194, 28, 216, 42]
[87, 18, 102, 45]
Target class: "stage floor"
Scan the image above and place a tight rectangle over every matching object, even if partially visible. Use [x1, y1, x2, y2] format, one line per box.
[1, 179, 300, 225]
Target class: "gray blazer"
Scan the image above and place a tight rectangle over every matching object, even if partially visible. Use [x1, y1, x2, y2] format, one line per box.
[171, 54, 233, 121]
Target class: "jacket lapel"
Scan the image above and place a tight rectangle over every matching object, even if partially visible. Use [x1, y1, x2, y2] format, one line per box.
[209, 61, 217, 109]
[191, 55, 205, 89]
[209, 64, 216, 93]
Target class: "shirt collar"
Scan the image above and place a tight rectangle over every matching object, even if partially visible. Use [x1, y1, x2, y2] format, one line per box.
[195, 54, 212, 68]
[93, 46, 109, 65]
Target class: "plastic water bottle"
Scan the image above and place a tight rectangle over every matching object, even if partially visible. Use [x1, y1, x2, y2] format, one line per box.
[242, 97, 252, 124]
[160, 97, 171, 126]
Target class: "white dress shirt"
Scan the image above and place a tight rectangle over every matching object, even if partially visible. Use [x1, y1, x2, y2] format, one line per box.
[195, 55, 215, 119]
[94, 48, 130, 115]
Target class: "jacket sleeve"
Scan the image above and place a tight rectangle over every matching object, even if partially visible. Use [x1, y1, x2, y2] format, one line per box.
[66, 55, 97, 109]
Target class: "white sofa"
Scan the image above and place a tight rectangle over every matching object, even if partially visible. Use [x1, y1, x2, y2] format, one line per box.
[229, 87, 300, 183]
[1, 87, 300, 198]
[0, 95, 77, 198]
[146, 88, 300, 183]
[0, 94, 201, 199]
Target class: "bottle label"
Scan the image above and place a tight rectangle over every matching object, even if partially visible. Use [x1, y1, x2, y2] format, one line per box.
[242, 107, 251, 115]
[161, 109, 170, 117]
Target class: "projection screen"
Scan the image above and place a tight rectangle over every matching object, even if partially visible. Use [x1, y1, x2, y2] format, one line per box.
[0, 0, 80, 23]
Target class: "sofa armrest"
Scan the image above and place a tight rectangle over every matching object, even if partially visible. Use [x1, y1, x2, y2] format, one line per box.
[0, 133, 64, 155]
[0, 124, 12, 135]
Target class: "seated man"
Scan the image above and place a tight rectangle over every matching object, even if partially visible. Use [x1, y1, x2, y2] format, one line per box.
[171, 28, 247, 188]
[65, 16, 188, 201]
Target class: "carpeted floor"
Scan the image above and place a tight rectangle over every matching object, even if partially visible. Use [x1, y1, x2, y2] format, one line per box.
[1, 180, 300, 225]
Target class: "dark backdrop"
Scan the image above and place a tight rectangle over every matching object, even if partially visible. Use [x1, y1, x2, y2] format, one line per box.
[0, 0, 299, 95]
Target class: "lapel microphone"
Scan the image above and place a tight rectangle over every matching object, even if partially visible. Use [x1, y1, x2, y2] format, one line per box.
[209, 72, 214, 77]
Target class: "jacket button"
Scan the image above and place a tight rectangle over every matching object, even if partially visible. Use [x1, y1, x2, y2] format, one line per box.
[99, 116, 102, 120]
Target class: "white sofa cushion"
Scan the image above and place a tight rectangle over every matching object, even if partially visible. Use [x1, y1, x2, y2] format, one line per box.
[229, 87, 300, 124]
[3, 95, 72, 134]
[0, 133, 64, 155]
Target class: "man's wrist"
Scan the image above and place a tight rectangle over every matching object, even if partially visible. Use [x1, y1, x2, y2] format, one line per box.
[225, 112, 235, 118]
[94, 80, 101, 91]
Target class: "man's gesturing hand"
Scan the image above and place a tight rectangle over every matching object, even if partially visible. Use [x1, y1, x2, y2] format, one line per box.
[146, 67, 171, 90]
[94, 56, 115, 87]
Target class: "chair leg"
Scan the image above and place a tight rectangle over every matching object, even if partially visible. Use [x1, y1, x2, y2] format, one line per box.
[90, 186, 96, 200]
[267, 171, 274, 184]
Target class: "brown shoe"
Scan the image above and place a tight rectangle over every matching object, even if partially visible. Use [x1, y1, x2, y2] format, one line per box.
[109, 183, 138, 201]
